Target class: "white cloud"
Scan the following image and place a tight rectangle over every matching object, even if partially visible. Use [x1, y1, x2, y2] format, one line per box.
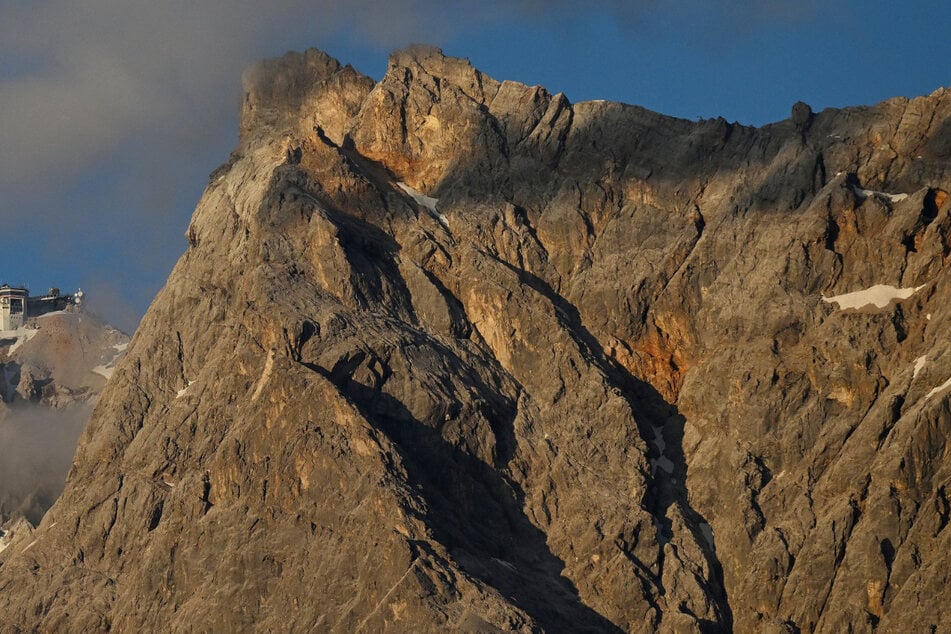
[0, 0, 836, 200]
[0, 404, 92, 525]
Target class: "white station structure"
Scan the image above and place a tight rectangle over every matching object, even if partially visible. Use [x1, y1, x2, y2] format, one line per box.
[0, 285, 83, 330]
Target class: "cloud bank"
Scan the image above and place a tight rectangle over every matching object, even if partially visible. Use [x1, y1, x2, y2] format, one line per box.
[0, 0, 828, 194]
[0, 0, 850, 332]
[0, 404, 92, 525]
[0, 1, 559, 193]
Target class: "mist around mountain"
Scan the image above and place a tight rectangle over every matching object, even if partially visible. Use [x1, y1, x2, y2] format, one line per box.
[0, 404, 91, 526]
[0, 311, 129, 527]
[0, 46, 949, 632]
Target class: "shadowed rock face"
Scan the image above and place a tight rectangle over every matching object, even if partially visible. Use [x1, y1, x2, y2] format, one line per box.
[1, 45, 950, 632]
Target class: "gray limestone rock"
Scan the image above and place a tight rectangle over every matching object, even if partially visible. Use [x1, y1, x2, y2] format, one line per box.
[1, 47, 950, 633]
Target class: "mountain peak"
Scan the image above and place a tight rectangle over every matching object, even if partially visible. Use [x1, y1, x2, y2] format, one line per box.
[387, 44, 501, 106]
[390, 43, 449, 64]
[3, 46, 951, 632]
[240, 48, 374, 144]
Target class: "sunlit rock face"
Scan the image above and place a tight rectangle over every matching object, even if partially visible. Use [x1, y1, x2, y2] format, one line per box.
[1, 45, 950, 633]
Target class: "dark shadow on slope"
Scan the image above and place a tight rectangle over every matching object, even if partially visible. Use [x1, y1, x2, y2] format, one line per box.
[267, 167, 422, 322]
[634, 389, 734, 634]
[330, 373, 623, 633]
[921, 114, 951, 161]
[307, 83, 801, 628]
[487, 256, 733, 631]
[319, 67, 951, 631]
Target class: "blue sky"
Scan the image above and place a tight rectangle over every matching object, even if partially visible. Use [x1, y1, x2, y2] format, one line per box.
[1, 1, 948, 332]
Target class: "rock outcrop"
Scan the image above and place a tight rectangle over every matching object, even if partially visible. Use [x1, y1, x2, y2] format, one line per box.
[1, 46, 950, 632]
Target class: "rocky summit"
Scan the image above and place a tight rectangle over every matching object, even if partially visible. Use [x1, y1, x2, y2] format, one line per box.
[1, 46, 950, 632]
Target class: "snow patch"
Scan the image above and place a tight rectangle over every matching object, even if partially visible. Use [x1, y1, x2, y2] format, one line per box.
[397, 182, 438, 212]
[0, 328, 38, 354]
[21, 539, 38, 553]
[822, 284, 926, 310]
[914, 355, 928, 379]
[652, 425, 666, 454]
[649, 424, 674, 475]
[397, 182, 450, 229]
[491, 557, 517, 571]
[91, 341, 129, 381]
[699, 522, 715, 548]
[652, 455, 675, 475]
[92, 365, 114, 380]
[849, 184, 909, 203]
[176, 380, 195, 399]
[36, 310, 71, 319]
[9, 330, 37, 354]
[926, 377, 951, 400]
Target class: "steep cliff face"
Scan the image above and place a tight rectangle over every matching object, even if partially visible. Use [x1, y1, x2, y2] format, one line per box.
[1, 46, 950, 632]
